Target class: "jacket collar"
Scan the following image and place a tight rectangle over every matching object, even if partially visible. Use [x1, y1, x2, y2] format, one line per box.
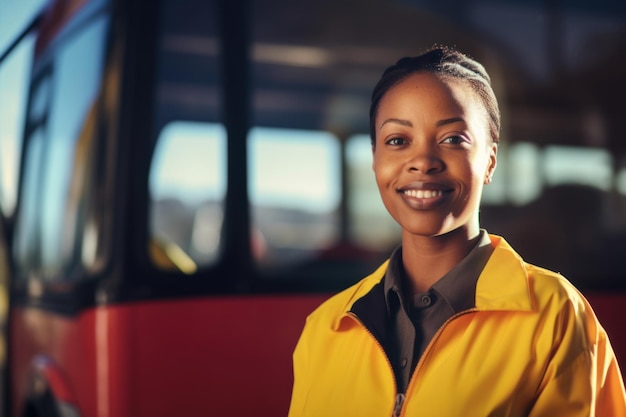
[474, 235, 534, 312]
[333, 234, 533, 330]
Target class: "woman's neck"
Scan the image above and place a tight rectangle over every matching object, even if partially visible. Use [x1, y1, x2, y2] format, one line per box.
[401, 228, 481, 294]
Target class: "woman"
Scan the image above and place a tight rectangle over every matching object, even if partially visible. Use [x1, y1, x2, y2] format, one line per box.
[288, 46, 626, 416]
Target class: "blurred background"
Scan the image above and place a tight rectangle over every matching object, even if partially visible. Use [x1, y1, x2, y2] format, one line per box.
[0, 0, 625, 415]
[2, 0, 625, 284]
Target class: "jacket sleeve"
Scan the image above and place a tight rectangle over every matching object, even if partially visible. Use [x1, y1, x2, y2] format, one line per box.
[594, 338, 626, 417]
[529, 301, 626, 417]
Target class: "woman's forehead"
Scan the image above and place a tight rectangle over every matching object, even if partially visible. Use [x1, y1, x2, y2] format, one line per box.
[378, 73, 479, 117]
[375, 73, 492, 142]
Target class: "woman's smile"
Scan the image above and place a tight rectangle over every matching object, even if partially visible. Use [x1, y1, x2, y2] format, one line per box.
[397, 181, 455, 210]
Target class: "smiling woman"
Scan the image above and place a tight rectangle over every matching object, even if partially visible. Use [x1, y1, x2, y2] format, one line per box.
[288, 46, 626, 417]
[1, 0, 626, 416]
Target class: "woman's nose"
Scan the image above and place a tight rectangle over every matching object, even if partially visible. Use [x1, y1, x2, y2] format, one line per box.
[407, 146, 444, 174]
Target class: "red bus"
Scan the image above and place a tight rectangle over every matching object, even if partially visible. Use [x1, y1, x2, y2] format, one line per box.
[0, 0, 625, 416]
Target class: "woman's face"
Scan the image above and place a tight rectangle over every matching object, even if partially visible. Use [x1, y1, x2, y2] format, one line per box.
[372, 72, 497, 239]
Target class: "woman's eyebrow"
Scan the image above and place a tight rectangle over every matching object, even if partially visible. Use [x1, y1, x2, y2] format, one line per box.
[436, 117, 465, 127]
[380, 117, 465, 131]
[379, 118, 413, 130]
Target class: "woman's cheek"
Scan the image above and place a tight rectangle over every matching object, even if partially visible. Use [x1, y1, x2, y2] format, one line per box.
[374, 162, 396, 189]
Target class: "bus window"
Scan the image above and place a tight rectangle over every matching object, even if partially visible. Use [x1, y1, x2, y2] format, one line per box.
[13, 130, 45, 278]
[149, 122, 227, 273]
[148, 0, 222, 274]
[506, 142, 543, 205]
[12, 13, 110, 281]
[544, 145, 613, 190]
[345, 134, 400, 251]
[0, 35, 35, 218]
[248, 127, 341, 269]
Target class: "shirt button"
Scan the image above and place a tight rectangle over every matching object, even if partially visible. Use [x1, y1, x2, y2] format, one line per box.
[421, 294, 432, 306]
[401, 358, 408, 368]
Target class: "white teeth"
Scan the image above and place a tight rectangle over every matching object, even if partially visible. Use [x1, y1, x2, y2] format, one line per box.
[404, 189, 443, 199]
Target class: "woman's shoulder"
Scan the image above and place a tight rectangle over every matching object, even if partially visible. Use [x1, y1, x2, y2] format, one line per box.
[513, 257, 603, 348]
[485, 234, 592, 316]
[521, 258, 584, 298]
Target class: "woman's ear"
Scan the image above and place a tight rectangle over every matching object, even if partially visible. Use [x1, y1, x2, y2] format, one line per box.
[484, 143, 497, 185]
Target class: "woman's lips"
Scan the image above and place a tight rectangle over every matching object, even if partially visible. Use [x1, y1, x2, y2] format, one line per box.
[397, 182, 453, 209]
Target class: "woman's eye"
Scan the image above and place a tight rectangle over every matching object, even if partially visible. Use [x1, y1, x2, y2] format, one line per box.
[386, 137, 408, 146]
[441, 135, 468, 145]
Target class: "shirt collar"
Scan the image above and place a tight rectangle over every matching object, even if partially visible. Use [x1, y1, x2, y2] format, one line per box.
[383, 230, 494, 315]
[335, 234, 534, 331]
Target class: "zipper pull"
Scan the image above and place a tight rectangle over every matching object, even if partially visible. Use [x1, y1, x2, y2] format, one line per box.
[393, 393, 406, 417]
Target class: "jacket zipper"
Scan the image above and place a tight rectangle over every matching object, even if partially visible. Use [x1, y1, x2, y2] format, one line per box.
[393, 393, 406, 417]
[347, 312, 403, 417]
[348, 308, 479, 417]
[405, 308, 479, 394]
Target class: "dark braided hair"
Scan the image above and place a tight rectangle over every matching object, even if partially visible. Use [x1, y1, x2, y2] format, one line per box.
[369, 46, 501, 146]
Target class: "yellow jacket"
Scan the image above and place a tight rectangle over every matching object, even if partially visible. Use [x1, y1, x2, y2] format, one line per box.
[289, 235, 626, 417]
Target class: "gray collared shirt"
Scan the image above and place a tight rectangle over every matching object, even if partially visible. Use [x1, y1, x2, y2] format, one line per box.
[383, 230, 494, 393]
